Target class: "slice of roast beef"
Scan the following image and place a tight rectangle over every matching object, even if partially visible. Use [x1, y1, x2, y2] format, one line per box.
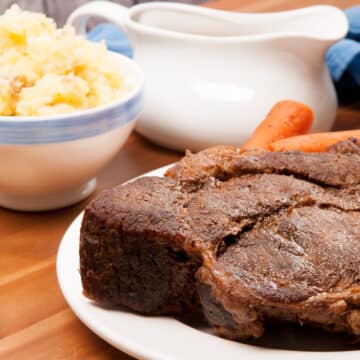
[165, 139, 360, 187]
[80, 139, 360, 339]
[197, 206, 360, 339]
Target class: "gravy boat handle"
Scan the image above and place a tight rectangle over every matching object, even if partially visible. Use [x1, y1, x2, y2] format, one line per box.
[67, 1, 130, 36]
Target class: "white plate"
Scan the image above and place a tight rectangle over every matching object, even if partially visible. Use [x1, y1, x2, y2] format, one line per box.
[57, 165, 360, 360]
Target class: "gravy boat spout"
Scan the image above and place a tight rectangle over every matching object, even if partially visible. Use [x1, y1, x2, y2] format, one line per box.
[128, 3, 348, 61]
[130, 3, 348, 44]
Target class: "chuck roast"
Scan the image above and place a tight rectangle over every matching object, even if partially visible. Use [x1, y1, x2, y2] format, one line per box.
[80, 140, 360, 339]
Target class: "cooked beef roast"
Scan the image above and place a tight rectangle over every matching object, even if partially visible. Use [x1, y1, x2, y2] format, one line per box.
[165, 144, 360, 187]
[80, 139, 360, 340]
[327, 137, 360, 154]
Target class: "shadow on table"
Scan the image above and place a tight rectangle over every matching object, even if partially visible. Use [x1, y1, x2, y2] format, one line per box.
[179, 313, 360, 352]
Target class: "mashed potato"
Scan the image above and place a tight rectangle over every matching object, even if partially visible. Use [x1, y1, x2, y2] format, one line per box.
[0, 5, 130, 116]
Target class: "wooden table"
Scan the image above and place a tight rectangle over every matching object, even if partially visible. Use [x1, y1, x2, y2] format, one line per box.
[1, 1, 359, 359]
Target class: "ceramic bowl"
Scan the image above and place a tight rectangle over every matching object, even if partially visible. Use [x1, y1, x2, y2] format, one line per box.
[0, 52, 143, 211]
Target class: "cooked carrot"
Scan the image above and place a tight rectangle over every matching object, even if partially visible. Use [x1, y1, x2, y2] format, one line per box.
[241, 100, 314, 151]
[269, 130, 360, 152]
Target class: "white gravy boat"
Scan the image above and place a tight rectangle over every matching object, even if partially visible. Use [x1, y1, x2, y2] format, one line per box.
[68, 1, 348, 151]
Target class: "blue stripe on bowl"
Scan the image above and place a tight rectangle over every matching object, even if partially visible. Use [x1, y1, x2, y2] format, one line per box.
[0, 92, 143, 145]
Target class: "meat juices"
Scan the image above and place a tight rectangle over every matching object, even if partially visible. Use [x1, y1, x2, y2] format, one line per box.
[80, 140, 360, 340]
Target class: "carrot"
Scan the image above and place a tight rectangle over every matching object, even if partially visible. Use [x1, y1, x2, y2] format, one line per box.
[241, 100, 314, 151]
[269, 130, 360, 152]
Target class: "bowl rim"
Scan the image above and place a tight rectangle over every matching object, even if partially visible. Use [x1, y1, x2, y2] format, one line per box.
[0, 51, 144, 124]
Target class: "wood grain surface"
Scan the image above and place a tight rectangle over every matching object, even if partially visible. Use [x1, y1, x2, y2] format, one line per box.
[0, 1, 359, 359]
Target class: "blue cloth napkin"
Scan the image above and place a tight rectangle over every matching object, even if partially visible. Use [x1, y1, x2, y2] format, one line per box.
[326, 6, 360, 99]
[87, 8, 360, 99]
[87, 23, 133, 58]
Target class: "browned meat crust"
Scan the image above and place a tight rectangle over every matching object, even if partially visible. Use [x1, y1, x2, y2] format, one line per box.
[80, 139, 360, 339]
